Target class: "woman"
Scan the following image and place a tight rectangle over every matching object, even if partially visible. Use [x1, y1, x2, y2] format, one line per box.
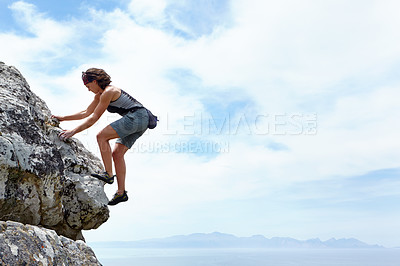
[53, 68, 149, 206]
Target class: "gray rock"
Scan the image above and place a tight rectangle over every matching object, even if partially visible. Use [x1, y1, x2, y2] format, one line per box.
[0, 220, 101, 265]
[0, 63, 109, 240]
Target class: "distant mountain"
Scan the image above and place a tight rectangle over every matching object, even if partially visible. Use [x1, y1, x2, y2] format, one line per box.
[90, 232, 383, 249]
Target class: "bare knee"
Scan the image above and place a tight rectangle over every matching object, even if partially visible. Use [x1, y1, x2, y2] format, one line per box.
[96, 131, 106, 143]
[112, 144, 128, 161]
[112, 149, 125, 160]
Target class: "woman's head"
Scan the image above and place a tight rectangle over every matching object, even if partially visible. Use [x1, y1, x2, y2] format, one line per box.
[82, 68, 111, 90]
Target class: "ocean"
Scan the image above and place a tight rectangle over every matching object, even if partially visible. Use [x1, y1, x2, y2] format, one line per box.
[91, 247, 400, 266]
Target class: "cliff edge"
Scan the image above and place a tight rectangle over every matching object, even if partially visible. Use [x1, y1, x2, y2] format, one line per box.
[0, 62, 108, 263]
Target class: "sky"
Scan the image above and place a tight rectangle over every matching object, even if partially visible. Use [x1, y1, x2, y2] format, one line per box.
[1, 0, 400, 248]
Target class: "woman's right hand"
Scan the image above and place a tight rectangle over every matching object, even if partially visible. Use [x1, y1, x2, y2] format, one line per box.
[51, 115, 64, 121]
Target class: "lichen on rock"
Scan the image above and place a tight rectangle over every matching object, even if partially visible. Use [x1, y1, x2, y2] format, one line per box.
[0, 220, 101, 265]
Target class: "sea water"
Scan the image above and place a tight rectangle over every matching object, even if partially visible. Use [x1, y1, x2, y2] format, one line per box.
[91, 247, 400, 266]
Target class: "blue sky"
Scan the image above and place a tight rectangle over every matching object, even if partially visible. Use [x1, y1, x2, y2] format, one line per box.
[1, 0, 400, 248]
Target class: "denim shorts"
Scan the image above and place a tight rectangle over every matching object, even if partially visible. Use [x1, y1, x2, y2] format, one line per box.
[110, 108, 149, 149]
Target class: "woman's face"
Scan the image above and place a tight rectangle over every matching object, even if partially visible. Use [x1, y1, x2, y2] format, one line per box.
[85, 80, 101, 94]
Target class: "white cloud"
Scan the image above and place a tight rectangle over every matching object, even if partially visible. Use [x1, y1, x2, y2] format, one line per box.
[2, 0, 400, 246]
[128, 0, 167, 25]
[2, 2, 75, 66]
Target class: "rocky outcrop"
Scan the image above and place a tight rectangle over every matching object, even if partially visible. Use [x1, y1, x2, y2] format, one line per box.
[0, 61, 109, 241]
[0, 221, 101, 265]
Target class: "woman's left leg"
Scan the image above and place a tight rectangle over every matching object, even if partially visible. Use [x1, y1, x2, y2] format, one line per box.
[112, 143, 129, 194]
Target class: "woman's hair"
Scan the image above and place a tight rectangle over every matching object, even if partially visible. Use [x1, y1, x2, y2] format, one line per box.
[82, 68, 112, 90]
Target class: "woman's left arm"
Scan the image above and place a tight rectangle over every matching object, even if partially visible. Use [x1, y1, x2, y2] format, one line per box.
[59, 91, 113, 140]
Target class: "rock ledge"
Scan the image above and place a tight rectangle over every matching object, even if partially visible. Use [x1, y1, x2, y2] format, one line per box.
[0, 220, 101, 265]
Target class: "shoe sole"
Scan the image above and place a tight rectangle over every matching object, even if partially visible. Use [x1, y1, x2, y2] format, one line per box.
[108, 196, 128, 206]
[91, 173, 114, 184]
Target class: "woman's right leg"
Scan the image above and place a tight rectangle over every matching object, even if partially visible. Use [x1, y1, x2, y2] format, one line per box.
[96, 125, 120, 176]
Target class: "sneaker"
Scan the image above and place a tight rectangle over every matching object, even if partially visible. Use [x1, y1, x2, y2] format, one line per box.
[91, 172, 115, 184]
[108, 191, 128, 206]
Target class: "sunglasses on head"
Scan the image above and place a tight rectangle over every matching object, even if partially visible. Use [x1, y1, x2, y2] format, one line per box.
[82, 72, 94, 85]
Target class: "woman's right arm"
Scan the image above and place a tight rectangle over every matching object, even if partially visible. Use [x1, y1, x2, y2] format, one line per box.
[52, 94, 101, 121]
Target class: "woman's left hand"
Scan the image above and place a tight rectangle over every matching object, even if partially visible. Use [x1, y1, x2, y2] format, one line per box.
[59, 129, 76, 141]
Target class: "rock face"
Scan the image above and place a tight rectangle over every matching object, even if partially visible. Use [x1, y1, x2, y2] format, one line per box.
[0, 62, 109, 241]
[0, 221, 101, 265]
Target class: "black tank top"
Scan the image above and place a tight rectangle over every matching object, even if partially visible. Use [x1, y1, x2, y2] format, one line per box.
[107, 89, 143, 116]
